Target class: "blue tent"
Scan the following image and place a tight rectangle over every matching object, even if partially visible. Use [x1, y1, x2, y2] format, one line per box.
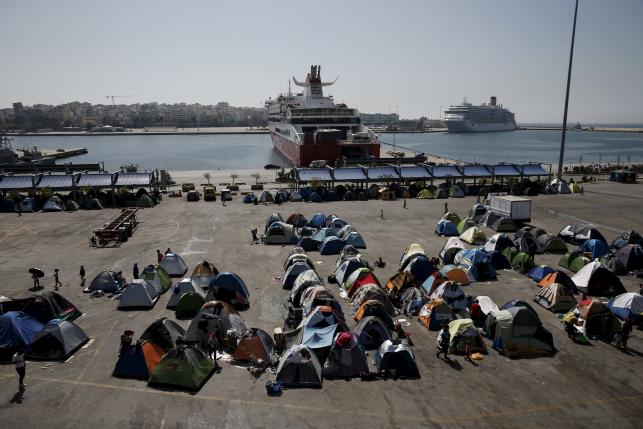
[421, 274, 441, 295]
[343, 232, 366, 249]
[312, 228, 335, 244]
[310, 192, 323, 203]
[205, 272, 250, 309]
[486, 250, 511, 270]
[435, 220, 459, 236]
[319, 236, 345, 255]
[243, 193, 255, 204]
[404, 255, 436, 284]
[456, 249, 496, 281]
[527, 265, 556, 282]
[297, 237, 319, 252]
[299, 186, 314, 200]
[302, 324, 338, 350]
[0, 311, 44, 348]
[309, 213, 327, 228]
[608, 293, 643, 320]
[578, 239, 612, 259]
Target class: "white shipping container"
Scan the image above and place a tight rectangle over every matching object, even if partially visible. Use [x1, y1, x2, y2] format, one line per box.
[489, 196, 531, 221]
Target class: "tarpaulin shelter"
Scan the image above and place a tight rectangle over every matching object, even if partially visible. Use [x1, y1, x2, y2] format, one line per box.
[448, 319, 487, 354]
[608, 293, 643, 320]
[232, 328, 275, 363]
[118, 280, 159, 310]
[167, 279, 205, 309]
[563, 299, 620, 339]
[0, 311, 44, 349]
[276, 345, 323, 388]
[206, 272, 250, 309]
[572, 262, 626, 297]
[484, 233, 515, 253]
[148, 346, 215, 391]
[418, 299, 454, 331]
[86, 270, 120, 293]
[485, 307, 555, 358]
[534, 283, 578, 313]
[440, 237, 467, 264]
[26, 320, 89, 360]
[614, 244, 643, 271]
[322, 332, 369, 378]
[141, 265, 172, 294]
[375, 340, 420, 378]
[578, 239, 612, 259]
[160, 253, 189, 277]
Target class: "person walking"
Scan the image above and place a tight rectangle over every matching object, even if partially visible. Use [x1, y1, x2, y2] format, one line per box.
[403, 199, 407, 209]
[444, 202, 448, 214]
[621, 319, 634, 350]
[54, 269, 62, 290]
[79, 266, 86, 287]
[132, 263, 139, 280]
[380, 210, 384, 220]
[157, 249, 163, 264]
[12, 347, 26, 390]
[580, 186, 584, 196]
[208, 331, 222, 371]
[16, 203, 22, 217]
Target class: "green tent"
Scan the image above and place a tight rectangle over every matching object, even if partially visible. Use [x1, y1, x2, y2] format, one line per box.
[142, 265, 173, 294]
[456, 218, 476, 235]
[136, 194, 155, 208]
[502, 247, 519, 264]
[441, 211, 461, 224]
[175, 293, 206, 319]
[559, 252, 589, 273]
[449, 185, 465, 198]
[511, 252, 535, 274]
[148, 346, 215, 391]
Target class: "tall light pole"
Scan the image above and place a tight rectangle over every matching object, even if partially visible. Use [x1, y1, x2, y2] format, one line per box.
[557, 0, 579, 177]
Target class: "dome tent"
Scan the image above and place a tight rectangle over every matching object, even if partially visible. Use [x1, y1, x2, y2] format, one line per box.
[276, 345, 323, 388]
[26, 320, 89, 360]
[578, 239, 612, 260]
[322, 332, 369, 378]
[117, 280, 159, 310]
[0, 311, 44, 349]
[571, 261, 626, 297]
[160, 253, 189, 277]
[167, 278, 204, 310]
[534, 283, 578, 313]
[205, 272, 250, 309]
[140, 265, 173, 294]
[190, 260, 218, 289]
[375, 339, 420, 378]
[608, 293, 643, 320]
[148, 345, 215, 391]
[86, 271, 121, 293]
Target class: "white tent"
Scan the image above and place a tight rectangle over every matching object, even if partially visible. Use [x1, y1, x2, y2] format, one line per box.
[118, 280, 159, 309]
[475, 296, 499, 315]
[439, 237, 467, 263]
[160, 253, 189, 277]
[43, 198, 64, 212]
[428, 281, 467, 311]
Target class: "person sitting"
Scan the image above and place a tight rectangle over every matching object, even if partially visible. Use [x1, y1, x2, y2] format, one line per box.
[120, 330, 134, 355]
[470, 301, 483, 327]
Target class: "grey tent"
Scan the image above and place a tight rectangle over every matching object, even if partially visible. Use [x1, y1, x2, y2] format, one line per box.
[184, 301, 247, 343]
[536, 234, 568, 254]
[289, 270, 324, 307]
[65, 200, 80, 211]
[263, 222, 299, 245]
[117, 280, 159, 309]
[166, 278, 205, 309]
[27, 320, 89, 360]
[322, 332, 369, 378]
[354, 316, 391, 350]
[86, 271, 120, 293]
[160, 253, 189, 277]
[375, 339, 420, 378]
[264, 212, 283, 232]
[283, 262, 314, 290]
[283, 252, 314, 272]
[276, 345, 323, 388]
[43, 197, 64, 212]
[335, 258, 368, 286]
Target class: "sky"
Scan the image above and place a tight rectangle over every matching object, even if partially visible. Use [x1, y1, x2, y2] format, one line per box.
[2, 0, 643, 123]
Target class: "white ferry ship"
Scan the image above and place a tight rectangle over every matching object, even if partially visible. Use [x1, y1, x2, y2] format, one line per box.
[444, 97, 516, 132]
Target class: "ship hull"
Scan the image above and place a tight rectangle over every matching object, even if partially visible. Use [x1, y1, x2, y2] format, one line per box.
[446, 120, 516, 133]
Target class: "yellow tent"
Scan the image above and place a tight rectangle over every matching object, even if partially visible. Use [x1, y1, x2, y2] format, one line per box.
[416, 189, 434, 199]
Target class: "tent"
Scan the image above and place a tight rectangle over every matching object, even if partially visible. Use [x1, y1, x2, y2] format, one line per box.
[308, 213, 327, 228]
[416, 189, 434, 199]
[515, 226, 547, 239]
[259, 191, 275, 204]
[283, 252, 313, 272]
[441, 211, 461, 225]
[17, 292, 81, 324]
[418, 299, 454, 331]
[141, 265, 173, 293]
[160, 253, 189, 277]
[550, 179, 571, 194]
[439, 265, 470, 286]
[563, 299, 620, 339]
[263, 222, 299, 245]
[608, 293, 643, 320]
[184, 301, 247, 344]
[290, 191, 303, 202]
[484, 233, 515, 253]
[598, 254, 628, 276]
[0, 311, 44, 349]
[476, 296, 499, 315]
[456, 218, 477, 235]
[336, 245, 363, 268]
[86, 270, 121, 293]
[578, 239, 612, 259]
[336, 225, 357, 239]
[297, 236, 319, 252]
[286, 213, 308, 227]
[43, 197, 64, 212]
[491, 216, 518, 232]
[26, 320, 89, 360]
[232, 328, 275, 363]
[301, 286, 343, 317]
[614, 244, 643, 271]
[501, 299, 538, 314]
[283, 262, 313, 290]
[190, 260, 218, 289]
[527, 265, 556, 282]
[344, 268, 380, 299]
[353, 299, 395, 328]
[309, 192, 323, 202]
[265, 212, 283, 232]
[242, 193, 256, 204]
[206, 272, 250, 309]
[399, 243, 426, 270]
[319, 236, 345, 255]
[118, 280, 159, 309]
[439, 237, 467, 264]
[375, 340, 420, 378]
[469, 203, 487, 222]
[112, 342, 166, 380]
[311, 228, 335, 244]
[343, 232, 366, 249]
[559, 251, 590, 273]
[611, 230, 643, 250]
[511, 252, 535, 274]
[434, 188, 448, 199]
[140, 317, 186, 352]
[354, 316, 391, 350]
[297, 306, 348, 332]
[350, 284, 395, 317]
[454, 249, 496, 281]
[290, 270, 324, 307]
[572, 261, 626, 297]
[136, 194, 154, 207]
[65, 200, 80, 211]
[538, 270, 578, 292]
[485, 307, 556, 358]
[327, 217, 349, 233]
[448, 319, 487, 354]
[534, 283, 578, 313]
[427, 281, 467, 310]
[20, 198, 36, 213]
[514, 236, 542, 255]
[403, 254, 435, 284]
[536, 234, 568, 254]
[435, 219, 459, 236]
[449, 185, 464, 198]
[148, 346, 215, 391]
[322, 332, 369, 378]
[486, 250, 512, 270]
[167, 279, 205, 309]
[569, 182, 581, 193]
[502, 246, 519, 264]
[384, 271, 418, 305]
[460, 227, 487, 245]
[558, 223, 607, 245]
[276, 345, 323, 388]
[175, 293, 207, 319]
[335, 258, 368, 286]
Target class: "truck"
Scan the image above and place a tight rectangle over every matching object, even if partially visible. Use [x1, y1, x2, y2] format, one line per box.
[488, 195, 531, 222]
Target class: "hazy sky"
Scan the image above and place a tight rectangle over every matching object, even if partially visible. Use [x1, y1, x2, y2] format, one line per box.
[2, 0, 642, 123]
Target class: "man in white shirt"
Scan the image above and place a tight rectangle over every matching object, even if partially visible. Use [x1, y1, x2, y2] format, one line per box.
[12, 347, 26, 390]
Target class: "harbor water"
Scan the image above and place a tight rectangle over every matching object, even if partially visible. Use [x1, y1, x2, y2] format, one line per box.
[12, 129, 643, 172]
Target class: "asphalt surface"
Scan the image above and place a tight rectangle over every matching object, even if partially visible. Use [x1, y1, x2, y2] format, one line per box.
[0, 180, 642, 429]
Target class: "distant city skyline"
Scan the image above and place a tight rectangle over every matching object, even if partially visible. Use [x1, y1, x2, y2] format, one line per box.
[2, 0, 642, 123]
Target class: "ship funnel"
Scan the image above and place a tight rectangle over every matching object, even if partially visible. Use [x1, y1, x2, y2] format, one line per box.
[490, 96, 497, 106]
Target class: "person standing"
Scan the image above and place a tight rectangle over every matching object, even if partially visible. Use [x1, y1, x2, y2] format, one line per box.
[54, 269, 62, 290]
[31, 272, 40, 289]
[621, 319, 634, 351]
[79, 266, 86, 287]
[12, 347, 26, 390]
[403, 199, 407, 209]
[132, 263, 139, 280]
[436, 323, 450, 360]
[120, 330, 134, 356]
[444, 202, 448, 214]
[157, 249, 163, 264]
[580, 186, 584, 196]
[380, 210, 384, 220]
[16, 203, 22, 217]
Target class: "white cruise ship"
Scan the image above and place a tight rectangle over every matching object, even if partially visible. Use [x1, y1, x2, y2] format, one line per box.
[444, 97, 516, 132]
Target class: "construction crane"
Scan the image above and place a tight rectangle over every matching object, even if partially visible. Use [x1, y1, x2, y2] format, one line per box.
[106, 95, 140, 106]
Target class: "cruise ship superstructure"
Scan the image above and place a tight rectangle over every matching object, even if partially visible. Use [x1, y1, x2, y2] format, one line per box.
[444, 97, 516, 132]
[265, 65, 380, 167]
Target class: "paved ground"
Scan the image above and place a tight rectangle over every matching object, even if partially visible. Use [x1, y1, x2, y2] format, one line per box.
[0, 180, 642, 429]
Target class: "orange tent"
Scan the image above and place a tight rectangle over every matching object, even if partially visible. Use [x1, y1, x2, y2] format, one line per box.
[538, 271, 576, 291]
[232, 328, 274, 363]
[441, 266, 470, 285]
[385, 271, 418, 303]
[142, 341, 166, 375]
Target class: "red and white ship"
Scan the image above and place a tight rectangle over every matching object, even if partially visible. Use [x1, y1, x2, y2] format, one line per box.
[265, 65, 380, 167]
